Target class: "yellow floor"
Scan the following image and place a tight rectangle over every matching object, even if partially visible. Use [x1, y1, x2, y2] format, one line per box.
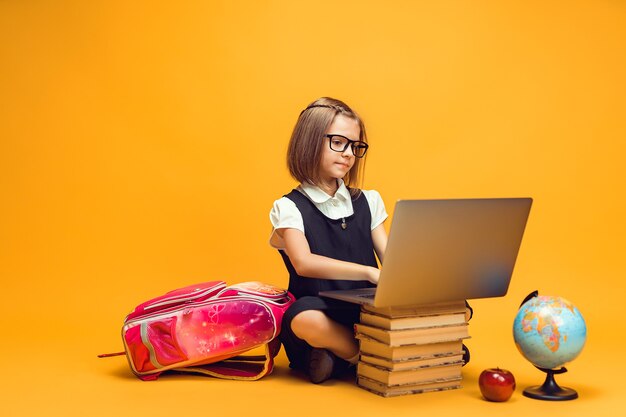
[2, 310, 622, 417]
[1, 1, 625, 416]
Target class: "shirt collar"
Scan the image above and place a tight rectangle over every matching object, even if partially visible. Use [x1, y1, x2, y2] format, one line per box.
[300, 179, 351, 204]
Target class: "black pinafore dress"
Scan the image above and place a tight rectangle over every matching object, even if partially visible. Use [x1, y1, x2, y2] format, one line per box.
[278, 189, 378, 370]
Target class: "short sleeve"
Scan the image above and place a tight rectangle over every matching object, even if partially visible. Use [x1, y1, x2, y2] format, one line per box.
[269, 197, 304, 249]
[362, 189, 388, 230]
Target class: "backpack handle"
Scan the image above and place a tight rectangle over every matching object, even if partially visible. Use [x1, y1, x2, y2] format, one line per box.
[97, 352, 126, 358]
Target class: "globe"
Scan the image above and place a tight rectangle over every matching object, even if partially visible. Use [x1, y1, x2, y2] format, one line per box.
[513, 294, 587, 400]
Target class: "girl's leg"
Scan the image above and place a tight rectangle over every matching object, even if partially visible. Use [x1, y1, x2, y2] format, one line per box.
[290, 309, 359, 360]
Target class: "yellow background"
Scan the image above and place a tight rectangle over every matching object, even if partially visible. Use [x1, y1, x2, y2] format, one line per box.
[1, 1, 624, 416]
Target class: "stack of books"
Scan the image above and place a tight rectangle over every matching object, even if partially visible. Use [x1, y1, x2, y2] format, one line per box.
[355, 301, 470, 397]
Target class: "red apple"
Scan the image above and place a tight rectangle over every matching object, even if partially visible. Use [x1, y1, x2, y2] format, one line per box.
[479, 368, 516, 402]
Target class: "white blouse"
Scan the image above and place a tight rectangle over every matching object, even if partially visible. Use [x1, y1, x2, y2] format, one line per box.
[269, 180, 388, 250]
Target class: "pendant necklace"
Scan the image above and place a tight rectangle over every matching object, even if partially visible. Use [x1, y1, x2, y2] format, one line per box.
[341, 218, 347, 230]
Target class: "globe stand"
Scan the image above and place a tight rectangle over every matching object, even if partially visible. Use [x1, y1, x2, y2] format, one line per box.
[523, 366, 578, 401]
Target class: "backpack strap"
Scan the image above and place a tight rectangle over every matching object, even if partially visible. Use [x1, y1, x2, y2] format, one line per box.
[173, 339, 281, 381]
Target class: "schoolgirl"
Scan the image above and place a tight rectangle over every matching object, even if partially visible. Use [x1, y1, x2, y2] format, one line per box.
[269, 97, 388, 383]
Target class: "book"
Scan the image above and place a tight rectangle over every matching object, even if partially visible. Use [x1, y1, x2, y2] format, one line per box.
[360, 352, 464, 371]
[357, 376, 462, 397]
[355, 323, 469, 346]
[357, 335, 464, 361]
[362, 300, 467, 318]
[360, 311, 466, 330]
[357, 362, 463, 386]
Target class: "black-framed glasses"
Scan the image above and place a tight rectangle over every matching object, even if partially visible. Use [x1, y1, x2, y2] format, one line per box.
[324, 134, 369, 158]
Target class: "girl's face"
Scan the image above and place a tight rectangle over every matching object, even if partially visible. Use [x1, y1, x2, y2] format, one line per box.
[318, 114, 361, 190]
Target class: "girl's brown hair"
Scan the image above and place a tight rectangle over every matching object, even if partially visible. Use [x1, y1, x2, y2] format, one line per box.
[286, 97, 367, 196]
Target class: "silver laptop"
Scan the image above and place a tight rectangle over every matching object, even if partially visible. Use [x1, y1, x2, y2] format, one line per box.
[319, 198, 532, 308]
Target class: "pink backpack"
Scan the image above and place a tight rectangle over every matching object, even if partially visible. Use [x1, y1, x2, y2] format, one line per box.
[104, 281, 295, 381]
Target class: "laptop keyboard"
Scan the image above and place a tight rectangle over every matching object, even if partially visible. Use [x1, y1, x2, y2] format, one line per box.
[356, 293, 375, 299]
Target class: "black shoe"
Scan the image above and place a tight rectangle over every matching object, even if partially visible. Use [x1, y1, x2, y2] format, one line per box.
[465, 301, 473, 322]
[462, 344, 470, 366]
[308, 348, 337, 384]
